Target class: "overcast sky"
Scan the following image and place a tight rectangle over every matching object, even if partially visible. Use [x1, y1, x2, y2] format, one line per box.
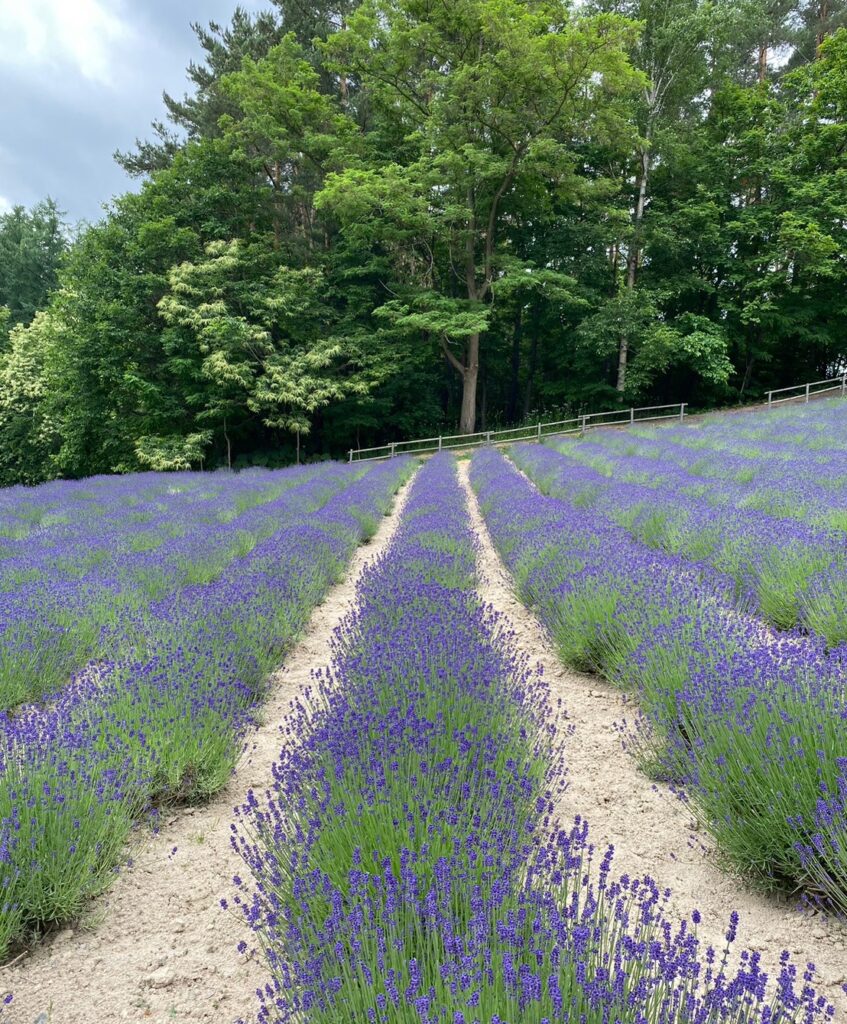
[0, 0, 274, 224]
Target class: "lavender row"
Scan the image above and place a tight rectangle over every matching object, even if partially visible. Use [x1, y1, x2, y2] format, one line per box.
[557, 398, 847, 531]
[231, 453, 830, 1024]
[513, 440, 847, 643]
[470, 447, 847, 919]
[0, 457, 411, 959]
[0, 465, 315, 555]
[0, 463, 362, 708]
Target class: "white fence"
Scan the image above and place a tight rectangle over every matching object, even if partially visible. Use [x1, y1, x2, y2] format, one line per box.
[346, 370, 847, 463]
[348, 402, 687, 462]
[766, 373, 847, 408]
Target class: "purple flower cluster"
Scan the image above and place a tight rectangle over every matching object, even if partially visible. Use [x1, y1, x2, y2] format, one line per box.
[470, 446, 847, 917]
[511, 439, 847, 637]
[232, 453, 830, 1024]
[0, 457, 411, 955]
[0, 463, 357, 708]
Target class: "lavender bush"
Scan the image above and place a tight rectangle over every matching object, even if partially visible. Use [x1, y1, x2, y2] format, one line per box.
[232, 453, 831, 1024]
[511, 441, 847, 639]
[470, 447, 847, 917]
[0, 457, 411, 956]
[0, 463, 358, 708]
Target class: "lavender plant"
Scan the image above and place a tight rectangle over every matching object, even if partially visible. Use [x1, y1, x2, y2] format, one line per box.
[513, 436, 847, 642]
[470, 447, 847, 916]
[233, 454, 831, 1024]
[0, 463, 360, 708]
[0, 457, 412, 956]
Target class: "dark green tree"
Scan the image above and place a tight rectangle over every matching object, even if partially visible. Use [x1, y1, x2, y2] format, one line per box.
[0, 198, 68, 331]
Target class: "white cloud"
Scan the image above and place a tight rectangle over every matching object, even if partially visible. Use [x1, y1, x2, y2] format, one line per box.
[0, 0, 134, 85]
[0, 195, 10, 214]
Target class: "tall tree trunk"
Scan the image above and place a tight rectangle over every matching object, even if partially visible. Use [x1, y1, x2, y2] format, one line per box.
[758, 42, 768, 82]
[223, 416, 232, 470]
[459, 332, 479, 434]
[523, 307, 540, 419]
[740, 350, 755, 398]
[296, 427, 300, 465]
[617, 128, 652, 394]
[480, 371, 488, 431]
[339, 17, 349, 103]
[506, 305, 523, 423]
[609, 242, 620, 294]
[817, 0, 829, 56]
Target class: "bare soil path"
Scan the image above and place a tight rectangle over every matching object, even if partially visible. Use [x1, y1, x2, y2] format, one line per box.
[457, 459, 847, 1015]
[5, 473, 416, 1024]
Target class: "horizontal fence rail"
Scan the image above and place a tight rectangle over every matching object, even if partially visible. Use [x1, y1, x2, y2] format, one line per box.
[349, 403, 687, 462]
[766, 373, 847, 408]
[348, 370, 847, 463]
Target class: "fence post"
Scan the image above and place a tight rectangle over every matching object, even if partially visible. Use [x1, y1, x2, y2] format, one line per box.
[580, 414, 587, 435]
[630, 407, 634, 424]
[680, 403, 686, 423]
[767, 391, 773, 410]
[842, 373, 846, 397]
[390, 443, 396, 459]
[537, 421, 542, 441]
[348, 449, 353, 464]
[805, 382, 810, 404]
[486, 431, 491, 445]
[438, 436, 442, 451]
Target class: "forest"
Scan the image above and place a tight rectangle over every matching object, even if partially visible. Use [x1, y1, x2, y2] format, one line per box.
[1, 0, 846, 479]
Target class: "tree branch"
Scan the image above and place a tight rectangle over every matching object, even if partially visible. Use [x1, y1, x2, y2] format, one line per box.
[440, 332, 465, 376]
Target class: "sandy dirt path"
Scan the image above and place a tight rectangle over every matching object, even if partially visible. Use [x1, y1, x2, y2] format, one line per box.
[6, 473, 416, 1024]
[457, 459, 847, 1015]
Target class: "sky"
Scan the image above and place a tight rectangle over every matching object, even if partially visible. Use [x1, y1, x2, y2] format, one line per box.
[0, 0, 274, 224]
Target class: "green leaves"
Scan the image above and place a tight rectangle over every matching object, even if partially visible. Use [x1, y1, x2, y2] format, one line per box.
[0, 198, 68, 331]
[0, 311, 62, 485]
[155, 237, 389, 453]
[318, 0, 642, 430]
[134, 432, 214, 471]
[375, 295, 489, 339]
[578, 291, 732, 398]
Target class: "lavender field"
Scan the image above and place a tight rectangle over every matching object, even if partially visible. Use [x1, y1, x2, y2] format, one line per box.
[7, 400, 847, 1023]
[0, 459, 412, 965]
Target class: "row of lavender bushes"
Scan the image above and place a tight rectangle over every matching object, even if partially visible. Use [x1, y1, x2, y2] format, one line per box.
[545, 398, 847, 529]
[470, 447, 847, 920]
[0, 463, 362, 708]
[520, 430, 847, 644]
[0, 458, 411, 958]
[232, 453, 830, 1024]
[536, 431, 828, 533]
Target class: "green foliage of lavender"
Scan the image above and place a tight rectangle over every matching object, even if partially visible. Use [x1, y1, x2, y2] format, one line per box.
[0, 457, 411, 955]
[232, 454, 831, 1024]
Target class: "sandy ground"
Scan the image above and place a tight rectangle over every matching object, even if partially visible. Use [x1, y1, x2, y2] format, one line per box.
[5, 474, 416, 1024]
[456, 460, 847, 1015]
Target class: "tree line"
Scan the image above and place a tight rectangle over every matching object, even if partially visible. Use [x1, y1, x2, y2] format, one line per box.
[2, 0, 847, 481]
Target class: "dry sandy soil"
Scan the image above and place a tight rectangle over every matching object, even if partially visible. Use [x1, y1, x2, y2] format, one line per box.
[6, 460, 847, 1022]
